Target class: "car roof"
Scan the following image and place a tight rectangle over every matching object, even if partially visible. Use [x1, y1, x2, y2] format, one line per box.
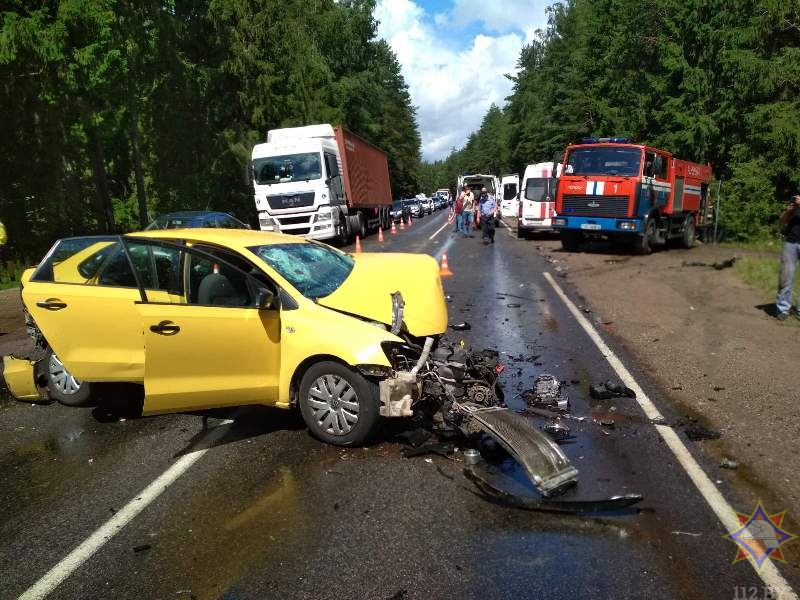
[128, 228, 308, 250]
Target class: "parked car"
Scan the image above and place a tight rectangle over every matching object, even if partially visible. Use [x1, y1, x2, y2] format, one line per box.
[390, 200, 411, 223]
[10, 229, 447, 446]
[404, 198, 423, 218]
[145, 211, 249, 230]
[419, 197, 433, 215]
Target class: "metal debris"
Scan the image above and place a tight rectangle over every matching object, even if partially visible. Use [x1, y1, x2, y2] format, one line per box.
[449, 322, 471, 331]
[719, 458, 739, 469]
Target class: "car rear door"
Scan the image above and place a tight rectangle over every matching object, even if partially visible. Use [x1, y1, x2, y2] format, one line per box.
[22, 237, 147, 382]
[129, 240, 282, 414]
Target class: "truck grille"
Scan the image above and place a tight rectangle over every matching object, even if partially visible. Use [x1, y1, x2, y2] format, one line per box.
[561, 195, 629, 217]
[276, 215, 312, 226]
[266, 192, 315, 210]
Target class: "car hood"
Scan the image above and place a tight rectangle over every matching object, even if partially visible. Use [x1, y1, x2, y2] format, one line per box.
[317, 253, 447, 337]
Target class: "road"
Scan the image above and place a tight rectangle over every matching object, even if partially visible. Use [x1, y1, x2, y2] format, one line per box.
[0, 212, 795, 600]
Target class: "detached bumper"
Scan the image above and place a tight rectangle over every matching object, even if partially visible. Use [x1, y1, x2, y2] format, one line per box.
[2, 356, 45, 401]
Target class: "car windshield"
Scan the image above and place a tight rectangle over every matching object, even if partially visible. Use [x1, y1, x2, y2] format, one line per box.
[392, 201, 403, 210]
[525, 177, 554, 201]
[565, 147, 642, 176]
[252, 153, 322, 184]
[249, 242, 354, 299]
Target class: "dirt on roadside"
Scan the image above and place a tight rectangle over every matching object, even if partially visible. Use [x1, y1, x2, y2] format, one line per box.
[523, 228, 800, 524]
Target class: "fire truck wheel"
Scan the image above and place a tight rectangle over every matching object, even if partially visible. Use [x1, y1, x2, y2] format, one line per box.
[635, 219, 656, 255]
[680, 216, 696, 248]
[560, 231, 582, 252]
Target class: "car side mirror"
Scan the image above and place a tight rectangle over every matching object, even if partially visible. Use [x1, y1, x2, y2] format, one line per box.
[256, 288, 276, 310]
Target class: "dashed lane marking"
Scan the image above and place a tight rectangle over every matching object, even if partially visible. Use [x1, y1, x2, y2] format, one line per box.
[18, 420, 235, 600]
[428, 220, 451, 240]
[543, 271, 797, 599]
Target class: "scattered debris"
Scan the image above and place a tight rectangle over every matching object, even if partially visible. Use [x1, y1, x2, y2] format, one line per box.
[543, 421, 571, 440]
[684, 425, 721, 441]
[463, 468, 643, 513]
[671, 531, 702, 537]
[133, 544, 151, 553]
[507, 303, 521, 308]
[401, 442, 455, 459]
[449, 322, 471, 331]
[719, 458, 739, 469]
[463, 448, 481, 465]
[589, 380, 636, 400]
[681, 257, 737, 270]
[436, 464, 455, 480]
[521, 373, 569, 410]
[713, 386, 726, 392]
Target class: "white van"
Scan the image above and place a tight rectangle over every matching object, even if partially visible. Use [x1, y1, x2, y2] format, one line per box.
[518, 162, 562, 237]
[500, 174, 520, 217]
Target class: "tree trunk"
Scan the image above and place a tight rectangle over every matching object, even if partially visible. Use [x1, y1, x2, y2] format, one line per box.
[129, 97, 148, 228]
[86, 128, 115, 233]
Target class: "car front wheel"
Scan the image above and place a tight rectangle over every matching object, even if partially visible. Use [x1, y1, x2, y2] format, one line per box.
[45, 349, 92, 406]
[298, 361, 380, 446]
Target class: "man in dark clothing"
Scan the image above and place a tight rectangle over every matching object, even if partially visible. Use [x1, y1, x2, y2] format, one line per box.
[776, 194, 800, 320]
[477, 187, 497, 244]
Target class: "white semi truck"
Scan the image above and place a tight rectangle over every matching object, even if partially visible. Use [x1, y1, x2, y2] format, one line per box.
[251, 124, 392, 243]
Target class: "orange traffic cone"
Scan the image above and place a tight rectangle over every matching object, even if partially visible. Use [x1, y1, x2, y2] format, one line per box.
[378, 226, 385, 243]
[400, 219, 406, 230]
[439, 252, 454, 277]
[355, 235, 362, 253]
[390, 221, 397, 235]
[408, 215, 413, 227]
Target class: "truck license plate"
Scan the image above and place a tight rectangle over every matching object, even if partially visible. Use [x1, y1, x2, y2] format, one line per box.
[580, 223, 601, 230]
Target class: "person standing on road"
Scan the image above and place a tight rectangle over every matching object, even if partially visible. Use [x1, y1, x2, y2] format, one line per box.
[477, 187, 497, 244]
[461, 186, 475, 237]
[776, 194, 800, 320]
[453, 191, 464, 234]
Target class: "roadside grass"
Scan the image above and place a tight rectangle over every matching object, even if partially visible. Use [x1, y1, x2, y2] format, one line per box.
[0, 261, 22, 291]
[734, 254, 779, 297]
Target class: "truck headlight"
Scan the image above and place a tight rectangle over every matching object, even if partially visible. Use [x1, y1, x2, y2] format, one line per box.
[617, 221, 636, 230]
[553, 217, 567, 226]
[259, 213, 273, 227]
[315, 211, 332, 222]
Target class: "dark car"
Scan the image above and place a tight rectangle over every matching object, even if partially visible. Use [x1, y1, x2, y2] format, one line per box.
[145, 211, 250, 230]
[404, 199, 423, 218]
[390, 200, 411, 223]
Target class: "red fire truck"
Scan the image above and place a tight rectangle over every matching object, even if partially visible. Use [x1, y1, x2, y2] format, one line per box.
[552, 138, 713, 253]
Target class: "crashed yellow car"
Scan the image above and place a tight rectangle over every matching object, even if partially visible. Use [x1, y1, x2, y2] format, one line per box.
[7, 229, 447, 446]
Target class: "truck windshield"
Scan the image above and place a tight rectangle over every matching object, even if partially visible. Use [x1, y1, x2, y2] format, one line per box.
[565, 147, 641, 176]
[249, 242, 354, 299]
[252, 153, 322, 184]
[525, 178, 554, 201]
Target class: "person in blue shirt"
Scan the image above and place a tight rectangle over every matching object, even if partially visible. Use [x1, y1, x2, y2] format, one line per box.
[477, 187, 497, 244]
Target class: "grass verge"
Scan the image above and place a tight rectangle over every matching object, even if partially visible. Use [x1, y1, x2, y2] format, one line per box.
[734, 255, 780, 297]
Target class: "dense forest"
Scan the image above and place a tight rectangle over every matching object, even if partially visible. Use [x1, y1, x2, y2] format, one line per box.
[0, 0, 420, 259]
[419, 0, 800, 241]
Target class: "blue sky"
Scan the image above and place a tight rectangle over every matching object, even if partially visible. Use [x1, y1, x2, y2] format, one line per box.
[374, 0, 552, 161]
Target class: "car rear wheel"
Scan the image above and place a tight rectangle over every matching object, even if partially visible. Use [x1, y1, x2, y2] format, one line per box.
[299, 361, 380, 446]
[45, 349, 92, 406]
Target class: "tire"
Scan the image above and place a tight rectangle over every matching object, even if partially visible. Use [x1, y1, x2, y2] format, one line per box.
[634, 219, 656, 255]
[298, 361, 381, 446]
[358, 214, 367, 239]
[560, 231, 582, 251]
[45, 349, 92, 406]
[337, 215, 349, 246]
[680, 216, 696, 249]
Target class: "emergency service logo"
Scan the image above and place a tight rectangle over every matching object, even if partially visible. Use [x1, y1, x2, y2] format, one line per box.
[724, 500, 797, 570]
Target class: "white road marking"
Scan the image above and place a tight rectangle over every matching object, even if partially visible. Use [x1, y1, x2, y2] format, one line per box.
[429, 220, 451, 240]
[19, 419, 234, 600]
[543, 272, 797, 599]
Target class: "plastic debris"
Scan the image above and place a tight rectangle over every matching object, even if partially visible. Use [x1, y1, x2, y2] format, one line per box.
[719, 458, 739, 469]
[589, 380, 636, 400]
[449, 322, 471, 331]
[684, 425, 721, 441]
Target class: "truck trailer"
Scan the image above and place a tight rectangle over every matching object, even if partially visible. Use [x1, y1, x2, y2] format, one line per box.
[251, 124, 392, 243]
[552, 139, 712, 253]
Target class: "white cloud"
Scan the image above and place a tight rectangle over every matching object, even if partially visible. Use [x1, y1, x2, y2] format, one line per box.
[376, 0, 542, 162]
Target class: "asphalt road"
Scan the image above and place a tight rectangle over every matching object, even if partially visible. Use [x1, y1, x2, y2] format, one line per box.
[0, 212, 794, 600]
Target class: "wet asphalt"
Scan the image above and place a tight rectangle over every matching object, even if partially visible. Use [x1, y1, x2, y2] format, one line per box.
[0, 212, 792, 599]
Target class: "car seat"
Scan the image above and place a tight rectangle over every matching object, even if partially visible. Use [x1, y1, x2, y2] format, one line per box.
[198, 271, 240, 306]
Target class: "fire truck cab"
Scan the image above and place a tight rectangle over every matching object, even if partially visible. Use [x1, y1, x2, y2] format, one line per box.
[552, 139, 712, 253]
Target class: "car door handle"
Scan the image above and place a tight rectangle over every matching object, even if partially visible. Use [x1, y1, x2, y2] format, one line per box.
[150, 321, 180, 335]
[36, 299, 67, 311]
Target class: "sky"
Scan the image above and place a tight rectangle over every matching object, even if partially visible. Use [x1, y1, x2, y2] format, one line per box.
[374, 0, 551, 162]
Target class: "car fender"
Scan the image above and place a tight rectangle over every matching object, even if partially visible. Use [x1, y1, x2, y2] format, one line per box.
[276, 304, 399, 407]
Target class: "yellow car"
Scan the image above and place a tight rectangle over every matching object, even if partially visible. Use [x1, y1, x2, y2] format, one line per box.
[7, 229, 447, 446]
